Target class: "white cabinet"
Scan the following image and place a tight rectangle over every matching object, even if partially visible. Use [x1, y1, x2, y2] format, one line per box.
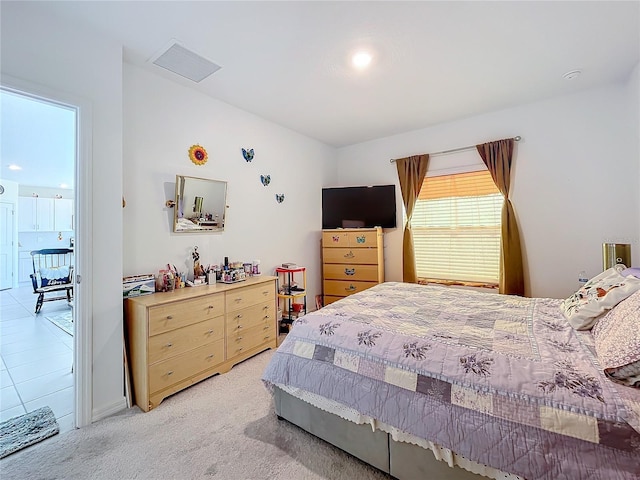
[18, 196, 54, 232]
[54, 198, 74, 231]
[18, 251, 33, 283]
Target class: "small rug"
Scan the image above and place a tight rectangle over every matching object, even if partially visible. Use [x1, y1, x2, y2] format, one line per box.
[45, 311, 73, 336]
[0, 406, 60, 459]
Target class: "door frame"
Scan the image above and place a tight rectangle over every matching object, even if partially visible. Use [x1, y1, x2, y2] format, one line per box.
[1, 75, 93, 428]
[0, 201, 15, 290]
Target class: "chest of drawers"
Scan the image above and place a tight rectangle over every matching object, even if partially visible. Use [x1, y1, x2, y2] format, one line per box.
[125, 276, 276, 411]
[322, 228, 384, 305]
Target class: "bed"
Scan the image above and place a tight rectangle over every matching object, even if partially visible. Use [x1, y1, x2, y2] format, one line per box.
[262, 281, 640, 480]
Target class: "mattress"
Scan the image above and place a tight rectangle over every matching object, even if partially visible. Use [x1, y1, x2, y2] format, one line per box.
[262, 282, 640, 480]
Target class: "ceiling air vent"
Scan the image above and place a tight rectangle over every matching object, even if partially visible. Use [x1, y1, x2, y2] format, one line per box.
[149, 40, 221, 83]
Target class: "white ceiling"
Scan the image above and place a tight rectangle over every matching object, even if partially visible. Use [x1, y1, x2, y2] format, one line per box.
[2, 1, 639, 188]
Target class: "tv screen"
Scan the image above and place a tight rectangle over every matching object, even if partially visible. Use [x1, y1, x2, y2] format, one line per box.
[322, 185, 397, 229]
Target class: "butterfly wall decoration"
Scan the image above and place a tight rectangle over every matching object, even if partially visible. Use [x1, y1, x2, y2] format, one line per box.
[260, 175, 271, 186]
[242, 148, 254, 162]
[275, 194, 285, 203]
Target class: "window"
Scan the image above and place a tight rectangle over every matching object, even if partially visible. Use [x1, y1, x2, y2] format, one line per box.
[410, 170, 502, 285]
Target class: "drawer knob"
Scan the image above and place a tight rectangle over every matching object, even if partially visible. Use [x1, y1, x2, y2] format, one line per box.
[263, 325, 269, 330]
[235, 337, 243, 342]
[236, 325, 243, 330]
[236, 347, 244, 353]
[234, 297, 242, 302]
[345, 268, 355, 275]
[166, 343, 173, 348]
[206, 354, 215, 359]
[236, 314, 243, 319]
[264, 315, 270, 320]
[208, 305, 215, 309]
[262, 291, 268, 295]
[206, 330, 214, 335]
[346, 285, 356, 292]
[264, 335, 271, 340]
[344, 251, 355, 258]
[166, 371, 174, 376]
[166, 315, 173, 320]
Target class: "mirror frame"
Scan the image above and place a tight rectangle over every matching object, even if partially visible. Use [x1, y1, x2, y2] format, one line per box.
[173, 175, 228, 233]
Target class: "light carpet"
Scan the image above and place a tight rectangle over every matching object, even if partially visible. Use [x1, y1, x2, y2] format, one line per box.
[0, 350, 389, 480]
[45, 310, 73, 335]
[0, 406, 60, 459]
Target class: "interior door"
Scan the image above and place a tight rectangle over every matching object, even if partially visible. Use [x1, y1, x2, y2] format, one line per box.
[0, 201, 15, 290]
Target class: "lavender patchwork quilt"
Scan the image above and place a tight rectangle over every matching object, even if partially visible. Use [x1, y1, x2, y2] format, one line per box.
[262, 282, 640, 480]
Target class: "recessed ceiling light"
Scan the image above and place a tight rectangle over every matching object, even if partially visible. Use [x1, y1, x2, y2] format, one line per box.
[8, 164, 22, 170]
[563, 70, 582, 80]
[352, 51, 372, 69]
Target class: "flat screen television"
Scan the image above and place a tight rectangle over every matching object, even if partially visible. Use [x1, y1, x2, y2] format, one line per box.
[322, 185, 397, 229]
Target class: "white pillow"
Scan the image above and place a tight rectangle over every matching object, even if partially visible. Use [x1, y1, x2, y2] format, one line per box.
[559, 268, 640, 330]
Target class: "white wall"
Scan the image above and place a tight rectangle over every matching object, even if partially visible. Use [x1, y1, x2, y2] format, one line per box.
[123, 64, 336, 303]
[1, 3, 124, 419]
[627, 63, 640, 254]
[337, 81, 640, 299]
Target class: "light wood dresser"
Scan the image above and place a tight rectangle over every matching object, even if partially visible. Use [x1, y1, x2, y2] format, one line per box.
[322, 227, 384, 305]
[124, 276, 277, 412]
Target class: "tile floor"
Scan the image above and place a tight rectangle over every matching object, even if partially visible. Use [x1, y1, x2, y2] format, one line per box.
[0, 284, 75, 433]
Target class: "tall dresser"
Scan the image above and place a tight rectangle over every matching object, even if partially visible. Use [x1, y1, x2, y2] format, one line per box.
[322, 227, 384, 305]
[124, 276, 276, 412]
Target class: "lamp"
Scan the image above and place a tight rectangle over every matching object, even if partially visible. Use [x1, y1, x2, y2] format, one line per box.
[602, 243, 631, 270]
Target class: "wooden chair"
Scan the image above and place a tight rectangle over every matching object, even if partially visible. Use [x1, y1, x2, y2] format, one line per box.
[30, 248, 74, 314]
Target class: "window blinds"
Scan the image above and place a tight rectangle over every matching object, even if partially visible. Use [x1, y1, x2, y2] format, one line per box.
[411, 170, 502, 284]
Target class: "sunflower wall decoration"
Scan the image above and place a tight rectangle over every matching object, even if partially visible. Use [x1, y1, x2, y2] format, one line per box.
[188, 144, 208, 166]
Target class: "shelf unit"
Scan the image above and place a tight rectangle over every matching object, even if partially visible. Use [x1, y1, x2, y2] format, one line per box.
[275, 266, 307, 333]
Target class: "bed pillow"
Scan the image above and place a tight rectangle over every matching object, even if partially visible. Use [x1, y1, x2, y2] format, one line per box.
[592, 289, 640, 388]
[559, 268, 640, 330]
[37, 265, 71, 288]
[621, 267, 640, 278]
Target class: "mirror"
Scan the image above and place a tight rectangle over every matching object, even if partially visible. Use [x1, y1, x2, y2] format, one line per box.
[173, 175, 228, 233]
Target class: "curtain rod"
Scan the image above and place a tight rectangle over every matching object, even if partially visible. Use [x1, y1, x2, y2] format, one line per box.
[389, 136, 521, 163]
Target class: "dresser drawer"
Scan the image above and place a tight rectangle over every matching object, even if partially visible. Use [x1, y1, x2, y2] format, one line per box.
[323, 247, 379, 265]
[149, 339, 225, 394]
[226, 322, 276, 358]
[226, 282, 275, 313]
[322, 230, 379, 248]
[323, 280, 377, 297]
[226, 300, 275, 332]
[148, 317, 224, 365]
[148, 294, 225, 336]
[324, 295, 343, 305]
[323, 264, 380, 282]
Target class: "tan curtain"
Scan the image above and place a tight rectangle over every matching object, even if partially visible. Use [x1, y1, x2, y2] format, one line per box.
[395, 154, 429, 283]
[476, 139, 524, 296]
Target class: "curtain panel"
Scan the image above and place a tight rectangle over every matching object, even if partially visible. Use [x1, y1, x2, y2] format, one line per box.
[395, 154, 429, 283]
[476, 139, 525, 296]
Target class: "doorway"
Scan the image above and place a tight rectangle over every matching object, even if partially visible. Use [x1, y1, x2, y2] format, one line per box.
[0, 86, 83, 431]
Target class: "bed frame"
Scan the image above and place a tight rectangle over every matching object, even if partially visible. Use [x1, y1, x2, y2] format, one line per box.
[273, 386, 484, 480]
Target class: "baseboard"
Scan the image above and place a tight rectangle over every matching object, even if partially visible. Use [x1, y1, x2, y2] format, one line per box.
[92, 396, 128, 422]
